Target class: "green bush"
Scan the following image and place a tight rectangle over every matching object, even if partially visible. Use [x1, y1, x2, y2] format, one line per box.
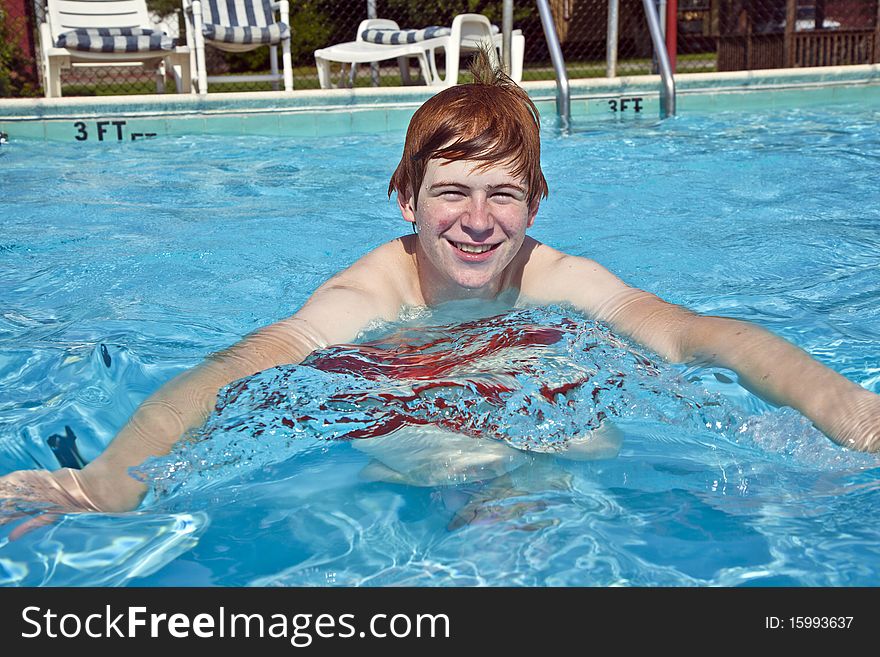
[0, 5, 37, 97]
[290, 1, 334, 65]
[146, 0, 181, 19]
[381, 0, 533, 28]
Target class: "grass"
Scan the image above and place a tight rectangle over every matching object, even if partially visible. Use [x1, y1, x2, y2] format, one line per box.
[56, 53, 719, 97]
[526, 53, 718, 80]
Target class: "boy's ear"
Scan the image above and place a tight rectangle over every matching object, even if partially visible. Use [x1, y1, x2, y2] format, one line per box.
[526, 198, 540, 228]
[397, 189, 416, 224]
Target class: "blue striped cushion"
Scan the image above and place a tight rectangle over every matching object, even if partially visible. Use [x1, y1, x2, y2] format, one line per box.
[56, 28, 177, 52]
[202, 22, 289, 45]
[201, 0, 289, 44]
[360, 26, 450, 45]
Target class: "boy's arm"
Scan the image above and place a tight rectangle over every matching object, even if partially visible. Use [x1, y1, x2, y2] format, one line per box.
[533, 251, 880, 451]
[1, 246, 407, 519]
[677, 314, 879, 451]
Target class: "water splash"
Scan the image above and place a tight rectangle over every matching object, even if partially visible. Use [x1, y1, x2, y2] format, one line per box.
[137, 306, 801, 501]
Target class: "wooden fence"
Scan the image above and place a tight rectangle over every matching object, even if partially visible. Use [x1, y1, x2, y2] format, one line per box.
[719, 29, 877, 71]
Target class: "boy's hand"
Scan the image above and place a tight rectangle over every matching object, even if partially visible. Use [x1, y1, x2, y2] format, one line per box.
[836, 389, 880, 452]
[0, 468, 102, 540]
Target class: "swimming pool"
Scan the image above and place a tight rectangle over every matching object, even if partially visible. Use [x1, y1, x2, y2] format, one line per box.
[1, 97, 879, 586]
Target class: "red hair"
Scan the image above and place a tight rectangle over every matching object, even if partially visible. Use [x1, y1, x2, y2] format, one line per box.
[388, 64, 548, 210]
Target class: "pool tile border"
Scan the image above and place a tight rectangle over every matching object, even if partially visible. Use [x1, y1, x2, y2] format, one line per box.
[1, 64, 878, 142]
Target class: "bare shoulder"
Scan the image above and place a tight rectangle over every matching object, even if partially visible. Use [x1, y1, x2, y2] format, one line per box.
[317, 237, 417, 300]
[332, 236, 411, 275]
[521, 240, 613, 277]
[295, 236, 418, 334]
[352, 235, 414, 267]
[228, 238, 416, 361]
[518, 243, 694, 360]
[519, 240, 628, 311]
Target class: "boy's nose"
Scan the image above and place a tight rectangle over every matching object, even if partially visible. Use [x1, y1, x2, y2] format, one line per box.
[460, 198, 493, 233]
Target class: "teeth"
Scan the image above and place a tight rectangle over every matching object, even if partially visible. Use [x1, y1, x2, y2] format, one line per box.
[454, 242, 493, 254]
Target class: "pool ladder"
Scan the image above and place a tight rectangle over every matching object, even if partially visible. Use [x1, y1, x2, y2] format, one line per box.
[524, 0, 676, 129]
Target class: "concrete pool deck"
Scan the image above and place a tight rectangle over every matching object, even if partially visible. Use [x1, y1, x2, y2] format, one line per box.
[1, 64, 878, 143]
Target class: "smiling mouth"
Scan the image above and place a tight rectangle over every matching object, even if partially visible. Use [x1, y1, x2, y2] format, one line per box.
[450, 241, 500, 254]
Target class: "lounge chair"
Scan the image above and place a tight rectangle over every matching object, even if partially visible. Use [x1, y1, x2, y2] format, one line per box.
[314, 14, 524, 89]
[183, 0, 293, 94]
[38, 0, 192, 98]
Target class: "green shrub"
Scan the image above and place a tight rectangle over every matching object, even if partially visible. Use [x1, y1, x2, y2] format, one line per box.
[146, 0, 181, 19]
[290, 1, 334, 65]
[381, 0, 533, 28]
[0, 5, 37, 97]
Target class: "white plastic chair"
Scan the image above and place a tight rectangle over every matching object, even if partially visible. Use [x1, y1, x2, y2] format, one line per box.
[314, 14, 524, 89]
[38, 0, 192, 98]
[183, 0, 293, 94]
[316, 18, 432, 89]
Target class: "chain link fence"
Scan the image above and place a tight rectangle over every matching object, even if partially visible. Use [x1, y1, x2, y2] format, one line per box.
[2, 0, 878, 97]
[1, 0, 39, 96]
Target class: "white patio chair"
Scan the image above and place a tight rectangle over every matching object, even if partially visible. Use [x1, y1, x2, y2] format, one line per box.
[314, 14, 524, 90]
[38, 0, 192, 98]
[183, 0, 293, 94]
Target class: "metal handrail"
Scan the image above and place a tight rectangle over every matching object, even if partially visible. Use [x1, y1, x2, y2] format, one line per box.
[535, 0, 571, 131]
[502, 0, 514, 75]
[606, 0, 619, 78]
[524, 0, 675, 124]
[641, 0, 676, 117]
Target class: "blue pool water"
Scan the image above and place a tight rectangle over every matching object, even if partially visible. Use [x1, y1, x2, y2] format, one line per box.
[1, 100, 879, 586]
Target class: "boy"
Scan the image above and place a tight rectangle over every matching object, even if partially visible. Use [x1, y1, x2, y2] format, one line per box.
[2, 56, 878, 532]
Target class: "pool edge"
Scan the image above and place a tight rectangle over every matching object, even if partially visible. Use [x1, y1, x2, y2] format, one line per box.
[1, 64, 878, 142]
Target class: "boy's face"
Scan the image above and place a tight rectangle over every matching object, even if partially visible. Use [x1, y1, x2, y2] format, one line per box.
[399, 157, 538, 296]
